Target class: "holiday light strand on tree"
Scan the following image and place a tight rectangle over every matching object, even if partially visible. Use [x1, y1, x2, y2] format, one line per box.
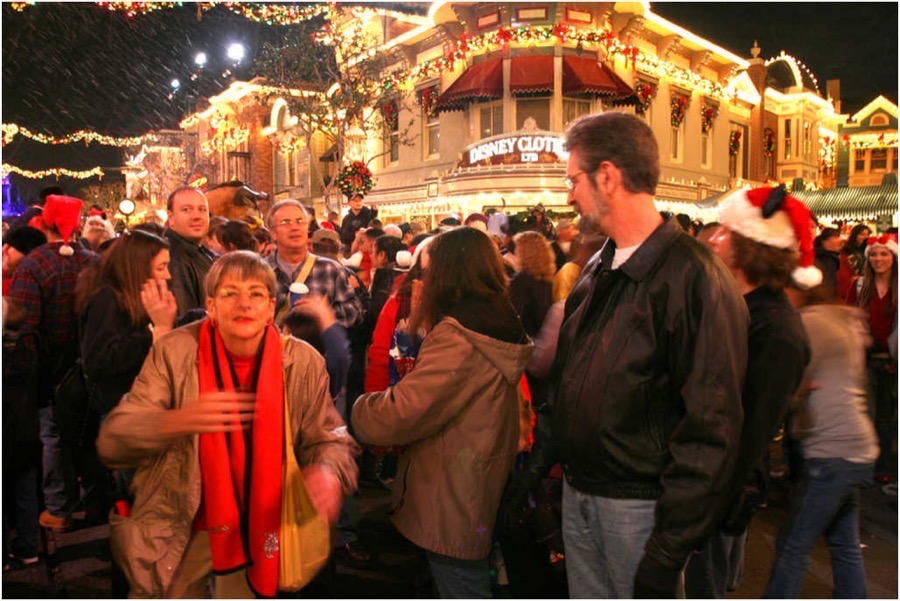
[818, 136, 835, 170]
[96, 2, 184, 17]
[2, 123, 158, 147]
[221, 2, 326, 25]
[2, 164, 105, 180]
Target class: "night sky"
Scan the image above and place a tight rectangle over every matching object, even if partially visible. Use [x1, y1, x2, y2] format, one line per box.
[2, 2, 897, 201]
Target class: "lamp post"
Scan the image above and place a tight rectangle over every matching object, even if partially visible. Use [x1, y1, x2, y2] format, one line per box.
[118, 198, 136, 231]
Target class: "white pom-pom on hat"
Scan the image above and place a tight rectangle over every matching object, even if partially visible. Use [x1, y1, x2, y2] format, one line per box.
[717, 185, 822, 289]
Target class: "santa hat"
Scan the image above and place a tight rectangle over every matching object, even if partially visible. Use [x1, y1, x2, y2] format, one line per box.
[717, 185, 822, 290]
[865, 233, 899, 257]
[41, 195, 84, 256]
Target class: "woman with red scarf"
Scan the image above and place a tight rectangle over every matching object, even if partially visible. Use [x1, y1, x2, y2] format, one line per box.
[97, 251, 359, 598]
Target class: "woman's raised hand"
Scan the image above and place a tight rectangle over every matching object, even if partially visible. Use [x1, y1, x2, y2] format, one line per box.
[141, 277, 177, 337]
[158, 391, 256, 437]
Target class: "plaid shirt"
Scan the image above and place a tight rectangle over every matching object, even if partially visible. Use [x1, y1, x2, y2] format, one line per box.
[7, 242, 98, 398]
[267, 250, 365, 328]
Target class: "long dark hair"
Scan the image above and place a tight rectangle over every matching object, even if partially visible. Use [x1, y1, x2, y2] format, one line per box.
[76, 230, 169, 326]
[409, 228, 508, 334]
[842, 224, 870, 256]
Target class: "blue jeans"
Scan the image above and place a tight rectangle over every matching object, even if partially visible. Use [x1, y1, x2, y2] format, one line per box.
[425, 550, 492, 598]
[561, 479, 657, 598]
[765, 458, 873, 599]
[39, 406, 77, 516]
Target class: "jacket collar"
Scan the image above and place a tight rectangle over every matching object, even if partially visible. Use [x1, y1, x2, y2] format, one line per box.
[600, 220, 684, 283]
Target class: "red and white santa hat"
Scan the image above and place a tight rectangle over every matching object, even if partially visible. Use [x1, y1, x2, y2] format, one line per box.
[717, 185, 822, 290]
[865, 233, 899, 257]
[41, 195, 84, 256]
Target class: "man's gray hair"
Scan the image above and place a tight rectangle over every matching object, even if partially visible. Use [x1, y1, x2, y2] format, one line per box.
[266, 199, 310, 229]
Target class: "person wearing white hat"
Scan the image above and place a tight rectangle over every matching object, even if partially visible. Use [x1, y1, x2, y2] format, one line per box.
[685, 185, 813, 597]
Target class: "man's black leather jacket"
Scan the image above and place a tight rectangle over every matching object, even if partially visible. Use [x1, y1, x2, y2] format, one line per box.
[552, 220, 749, 570]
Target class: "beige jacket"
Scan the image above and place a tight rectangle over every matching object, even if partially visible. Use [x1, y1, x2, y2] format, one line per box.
[352, 317, 533, 560]
[96, 322, 359, 597]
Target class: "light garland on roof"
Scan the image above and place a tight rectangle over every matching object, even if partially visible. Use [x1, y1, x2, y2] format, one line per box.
[765, 52, 820, 94]
[381, 24, 729, 101]
[9, 2, 34, 11]
[2, 164, 105, 180]
[221, 2, 326, 25]
[2, 123, 157, 147]
[844, 132, 898, 149]
[200, 126, 249, 155]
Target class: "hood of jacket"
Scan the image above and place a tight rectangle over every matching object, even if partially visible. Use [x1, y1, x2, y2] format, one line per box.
[443, 297, 534, 384]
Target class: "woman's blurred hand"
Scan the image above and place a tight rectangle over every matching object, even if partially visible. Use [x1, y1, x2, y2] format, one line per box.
[158, 391, 256, 437]
[291, 293, 336, 332]
[302, 464, 343, 524]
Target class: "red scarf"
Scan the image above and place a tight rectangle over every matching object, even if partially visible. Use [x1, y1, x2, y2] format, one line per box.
[197, 320, 283, 597]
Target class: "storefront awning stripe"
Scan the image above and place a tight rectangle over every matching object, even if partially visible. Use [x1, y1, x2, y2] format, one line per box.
[791, 183, 899, 218]
[435, 58, 503, 113]
[510, 55, 554, 95]
[562, 56, 637, 105]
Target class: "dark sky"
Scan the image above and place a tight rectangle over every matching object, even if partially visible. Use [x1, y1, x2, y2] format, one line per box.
[650, 2, 898, 114]
[2, 2, 897, 198]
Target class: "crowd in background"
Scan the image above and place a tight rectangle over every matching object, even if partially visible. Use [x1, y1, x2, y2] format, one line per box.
[1, 115, 897, 599]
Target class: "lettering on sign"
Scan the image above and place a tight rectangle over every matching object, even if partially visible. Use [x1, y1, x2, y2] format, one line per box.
[458, 133, 568, 168]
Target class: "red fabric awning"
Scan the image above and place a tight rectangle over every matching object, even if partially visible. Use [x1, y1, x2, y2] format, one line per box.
[435, 58, 503, 113]
[510, 55, 554, 95]
[563, 56, 637, 105]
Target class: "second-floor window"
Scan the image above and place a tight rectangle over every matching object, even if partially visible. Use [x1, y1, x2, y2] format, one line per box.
[871, 148, 888, 171]
[425, 113, 440, 157]
[701, 132, 711, 169]
[670, 125, 683, 162]
[783, 119, 793, 160]
[516, 98, 550, 130]
[382, 101, 399, 166]
[854, 149, 866, 173]
[480, 103, 503, 139]
[563, 99, 591, 127]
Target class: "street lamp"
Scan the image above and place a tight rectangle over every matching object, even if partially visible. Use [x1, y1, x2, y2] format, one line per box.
[118, 198, 136, 230]
[194, 51, 207, 67]
[170, 78, 180, 90]
[226, 43, 245, 64]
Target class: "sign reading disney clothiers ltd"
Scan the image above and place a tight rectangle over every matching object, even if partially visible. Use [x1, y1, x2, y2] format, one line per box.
[458, 131, 568, 168]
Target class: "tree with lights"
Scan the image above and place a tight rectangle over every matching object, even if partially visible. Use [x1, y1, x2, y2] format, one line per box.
[254, 6, 415, 213]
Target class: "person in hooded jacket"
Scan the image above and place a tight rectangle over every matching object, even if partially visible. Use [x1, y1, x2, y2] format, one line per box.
[352, 227, 533, 598]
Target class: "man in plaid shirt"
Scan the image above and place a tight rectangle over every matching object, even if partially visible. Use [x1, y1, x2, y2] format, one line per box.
[265, 199, 365, 329]
[7, 196, 98, 532]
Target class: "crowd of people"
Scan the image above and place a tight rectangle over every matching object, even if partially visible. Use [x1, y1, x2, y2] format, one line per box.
[1, 111, 897, 599]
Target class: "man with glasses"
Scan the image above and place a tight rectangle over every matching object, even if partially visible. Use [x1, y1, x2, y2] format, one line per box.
[265, 199, 364, 328]
[528, 112, 748, 597]
[165, 186, 216, 319]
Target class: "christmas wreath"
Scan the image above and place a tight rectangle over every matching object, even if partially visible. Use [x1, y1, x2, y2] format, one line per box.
[420, 86, 439, 120]
[729, 130, 742, 156]
[337, 160, 375, 197]
[635, 81, 656, 116]
[763, 128, 776, 157]
[670, 95, 688, 127]
[700, 104, 719, 134]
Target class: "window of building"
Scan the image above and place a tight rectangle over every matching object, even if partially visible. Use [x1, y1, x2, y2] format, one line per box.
[480, 103, 503, 139]
[382, 101, 399, 166]
[871, 148, 888, 170]
[425, 112, 440, 157]
[871, 114, 889, 127]
[516, 98, 550, 130]
[701, 132, 711, 169]
[783, 119, 792, 160]
[854, 149, 867, 173]
[803, 122, 812, 162]
[227, 151, 251, 182]
[670, 125, 683, 162]
[563, 99, 591, 127]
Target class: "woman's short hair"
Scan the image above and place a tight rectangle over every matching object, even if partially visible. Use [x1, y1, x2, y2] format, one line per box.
[513, 230, 556, 282]
[205, 250, 277, 299]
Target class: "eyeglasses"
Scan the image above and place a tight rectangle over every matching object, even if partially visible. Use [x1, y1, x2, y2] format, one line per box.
[214, 288, 272, 304]
[275, 218, 307, 227]
[563, 171, 587, 191]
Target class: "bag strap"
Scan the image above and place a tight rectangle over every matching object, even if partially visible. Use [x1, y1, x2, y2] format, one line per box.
[293, 253, 317, 286]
